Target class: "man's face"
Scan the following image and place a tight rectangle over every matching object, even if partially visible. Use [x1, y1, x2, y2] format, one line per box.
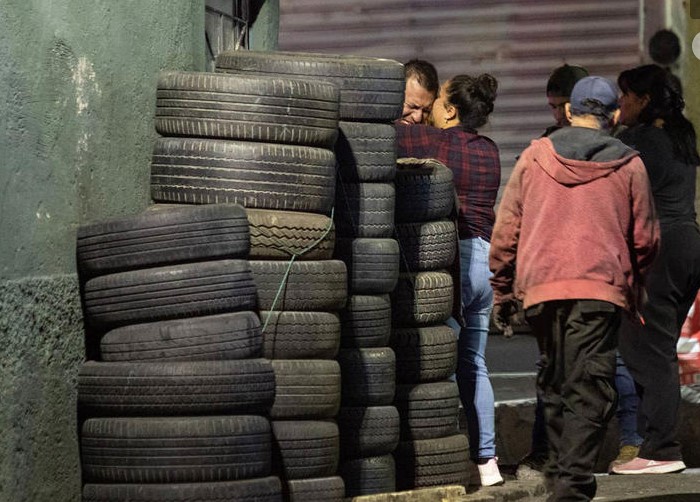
[400, 77, 436, 125]
[547, 94, 570, 127]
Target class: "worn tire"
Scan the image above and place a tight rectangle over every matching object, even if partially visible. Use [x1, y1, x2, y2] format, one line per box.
[395, 159, 455, 223]
[334, 182, 395, 238]
[286, 477, 344, 502]
[340, 294, 392, 348]
[81, 415, 271, 483]
[335, 122, 396, 182]
[335, 238, 399, 294]
[100, 311, 262, 362]
[77, 204, 249, 278]
[151, 138, 336, 214]
[83, 260, 256, 330]
[260, 311, 340, 360]
[272, 420, 340, 480]
[395, 434, 470, 490]
[338, 406, 399, 458]
[338, 348, 396, 406]
[391, 271, 453, 326]
[155, 71, 339, 147]
[250, 260, 347, 311]
[391, 324, 457, 383]
[83, 477, 283, 501]
[394, 381, 461, 440]
[78, 359, 274, 416]
[270, 360, 341, 419]
[395, 220, 457, 272]
[339, 455, 396, 497]
[247, 209, 335, 260]
[215, 50, 404, 121]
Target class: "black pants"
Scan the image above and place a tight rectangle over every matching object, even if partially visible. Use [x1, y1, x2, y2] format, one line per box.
[526, 300, 620, 502]
[619, 222, 700, 461]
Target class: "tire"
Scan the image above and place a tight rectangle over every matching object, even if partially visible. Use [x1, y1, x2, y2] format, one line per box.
[395, 434, 470, 490]
[394, 381, 461, 440]
[395, 159, 455, 223]
[335, 122, 396, 182]
[337, 406, 399, 458]
[391, 271, 453, 326]
[155, 71, 339, 148]
[83, 260, 256, 331]
[77, 204, 249, 278]
[100, 311, 262, 362]
[337, 348, 396, 406]
[339, 455, 396, 497]
[78, 359, 274, 417]
[247, 209, 335, 260]
[151, 138, 336, 214]
[260, 311, 340, 360]
[270, 360, 341, 419]
[391, 324, 458, 383]
[81, 415, 271, 483]
[395, 220, 457, 272]
[340, 294, 392, 348]
[334, 238, 399, 294]
[286, 476, 344, 502]
[83, 477, 283, 501]
[250, 260, 347, 311]
[215, 50, 404, 121]
[272, 420, 339, 479]
[334, 182, 395, 238]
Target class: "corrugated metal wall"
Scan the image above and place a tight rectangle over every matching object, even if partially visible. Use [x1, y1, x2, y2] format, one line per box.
[278, 0, 643, 190]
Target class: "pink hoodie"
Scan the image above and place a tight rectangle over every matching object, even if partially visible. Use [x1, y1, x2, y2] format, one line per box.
[490, 132, 659, 312]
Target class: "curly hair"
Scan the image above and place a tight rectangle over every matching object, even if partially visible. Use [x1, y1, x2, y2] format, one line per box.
[444, 74, 498, 130]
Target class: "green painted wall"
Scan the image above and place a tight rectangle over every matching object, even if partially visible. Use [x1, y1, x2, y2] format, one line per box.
[0, 1, 206, 500]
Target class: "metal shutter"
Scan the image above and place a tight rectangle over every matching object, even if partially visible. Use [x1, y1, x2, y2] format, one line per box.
[278, 0, 642, 192]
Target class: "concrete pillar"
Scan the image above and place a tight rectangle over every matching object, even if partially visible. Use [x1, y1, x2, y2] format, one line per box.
[0, 2, 205, 500]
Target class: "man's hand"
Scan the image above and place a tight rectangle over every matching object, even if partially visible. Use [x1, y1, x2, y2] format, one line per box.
[492, 300, 519, 338]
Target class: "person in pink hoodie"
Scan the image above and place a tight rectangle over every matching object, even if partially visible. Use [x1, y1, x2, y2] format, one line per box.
[489, 76, 659, 502]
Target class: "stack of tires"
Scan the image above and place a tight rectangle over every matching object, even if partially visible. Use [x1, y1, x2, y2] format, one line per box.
[390, 158, 471, 490]
[151, 68, 349, 501]
[216, 50, 406, 499]
[76, 203, 284, 501]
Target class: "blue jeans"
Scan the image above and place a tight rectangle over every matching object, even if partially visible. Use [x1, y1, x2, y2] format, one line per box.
[455, 237, 496, 460]
[616, 353, 643, 447]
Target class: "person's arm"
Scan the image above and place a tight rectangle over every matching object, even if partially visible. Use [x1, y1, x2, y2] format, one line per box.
[489, 158, 525, 305]
[628, 156, 660, 279]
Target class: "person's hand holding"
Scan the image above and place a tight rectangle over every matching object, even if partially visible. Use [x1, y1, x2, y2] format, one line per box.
[492, 300, 519, 338]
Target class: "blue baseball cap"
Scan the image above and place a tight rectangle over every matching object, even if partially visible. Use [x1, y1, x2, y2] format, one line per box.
[570, 76, 619, 115]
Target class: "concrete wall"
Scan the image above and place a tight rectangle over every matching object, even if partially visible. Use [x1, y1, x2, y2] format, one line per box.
[0, 1, 206, 500]
[683, 13, 700, 217]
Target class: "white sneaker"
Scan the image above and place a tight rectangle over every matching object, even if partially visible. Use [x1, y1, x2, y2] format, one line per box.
[477, 457, 505, 486]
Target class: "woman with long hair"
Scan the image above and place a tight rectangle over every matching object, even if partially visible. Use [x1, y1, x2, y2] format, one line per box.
[612, 64, 700, 475]
[396, 73, 503, 486]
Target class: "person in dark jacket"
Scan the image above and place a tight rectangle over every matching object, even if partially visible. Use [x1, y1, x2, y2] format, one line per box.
[490, 76, 659, 501]
[611, 64, 700, 475]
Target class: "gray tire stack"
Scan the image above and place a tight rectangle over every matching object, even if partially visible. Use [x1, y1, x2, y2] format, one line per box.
[216, 50, 406, 499]
[155, 68, 348, 500]
[76, 203, 284, 501]
[391, 158, 471, 490]
[76, 67, 347, 501]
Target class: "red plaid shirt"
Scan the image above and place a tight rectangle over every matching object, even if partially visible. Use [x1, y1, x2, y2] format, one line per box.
[396, 124, 501, 241]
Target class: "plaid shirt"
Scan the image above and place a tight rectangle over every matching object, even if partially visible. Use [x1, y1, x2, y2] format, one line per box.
[396, 124, 501, 241]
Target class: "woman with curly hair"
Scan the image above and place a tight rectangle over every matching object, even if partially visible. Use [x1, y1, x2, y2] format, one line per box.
[396, 73, 503, 486]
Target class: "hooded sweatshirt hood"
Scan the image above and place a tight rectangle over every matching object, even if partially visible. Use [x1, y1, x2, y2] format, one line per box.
[534, 126, 638, 186]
